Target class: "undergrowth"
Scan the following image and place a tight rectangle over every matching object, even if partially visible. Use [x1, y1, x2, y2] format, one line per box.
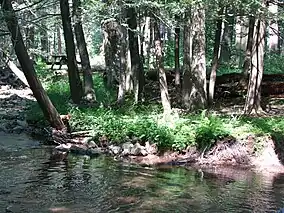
[27, 64, 284, 152]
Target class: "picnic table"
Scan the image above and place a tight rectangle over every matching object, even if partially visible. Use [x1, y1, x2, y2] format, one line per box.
[50, 55, 81, 70]
[51, 55, 67, 70]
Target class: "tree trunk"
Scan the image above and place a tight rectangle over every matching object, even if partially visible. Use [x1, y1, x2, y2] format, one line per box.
[183, 4, 207, 110]
[0, 0, 65, 130]
[174, 16, 181, 88]
[127, 6, 144, 103]
[182, 10, 192, 107]
[220, 8, 234, 63]
[154, 19, 171, 114]
[57, 27, 62, 55]
[208, 6, 224, 106]
[244, 18, 266, 114]
[117, 24, 127, 105]
[60, 0, 83, 104]
[235, 15, 249, 67]
[243, 16, 255, 78]
[73, 0, 96, 101]
[268, 3, 279, 52]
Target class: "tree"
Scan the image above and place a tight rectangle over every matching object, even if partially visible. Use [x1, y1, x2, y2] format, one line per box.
[154, 17, 171, 114]
[174, 15, 181, 88]
[73, 0, 96, 101]
[244, 16, 266, 114]
[208, 6, 224, 106]
[127, 4, 144, 103]
[183, 2, 207, 110]
[0, 0, 65, 130]
[60, 0, 83, 104]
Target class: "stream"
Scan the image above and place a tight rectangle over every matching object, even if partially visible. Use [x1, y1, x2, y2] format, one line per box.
[1, 132, 284, 213]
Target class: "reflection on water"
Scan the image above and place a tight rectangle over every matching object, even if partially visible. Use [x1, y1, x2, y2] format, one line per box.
[0, 133, 284, 213]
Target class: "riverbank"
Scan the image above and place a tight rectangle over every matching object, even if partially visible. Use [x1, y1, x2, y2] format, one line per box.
[2, 66, 284, 174]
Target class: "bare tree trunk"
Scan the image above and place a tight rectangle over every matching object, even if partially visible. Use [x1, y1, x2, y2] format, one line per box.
[182, 10, 192, 107]
[208, 6, 224, 106]
[127, 6, 144, 103]
[220, 8, 234, 63]
[268, 2, 279, 52]
[60, 0, 83, 104]
[154, 18, 171, 114]
[117, 24, 127, 105]
[244, 18, 266, 114]
[1, 0, 65, 130]
[174, 15, 181, 88]
[243, 16, 255, 78]
[57, 27, 62, 55]
[235, 15, 249, 67]
[73, 0, 96, 101]
[183, 3, 207, 110]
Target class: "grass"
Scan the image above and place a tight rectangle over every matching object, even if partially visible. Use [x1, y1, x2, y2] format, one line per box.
[27, 60, 284, 152]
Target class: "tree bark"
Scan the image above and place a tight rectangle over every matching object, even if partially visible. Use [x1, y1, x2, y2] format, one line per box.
[73, 0, 96, 101]
[244, 18, 266, 114]
[117, 23, 127, 105]
[208, 6, 224, 106]
[268, 3, 279, 52]
[243, 16, 255, 78]
[127, 5, 144, 103]
[154, 18, 171, 114]
[60, 0, 83, 104]
[220, 8, 234, 63]
[182, 10, 192, 107]
[0, 0, 65, 130]
[183, 4, 207, 110]
[174, 15, 181, 88]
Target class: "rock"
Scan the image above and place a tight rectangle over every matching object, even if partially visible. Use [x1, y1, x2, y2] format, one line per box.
[70, 144, 88, 155]
[55, 143, 72, 152]
[81, 137, 92, 144]
[16, 119, 28, 128]
[121, 142, 134, 156]
[109, 145, 121, 155]
[140, 149, 148, 156]
[145, 141, 158, 154]
[88, 141, 98, 148]
[12, 126, 24, 134]
[87, 148, 103, 157]
[130, 142, 142, 155]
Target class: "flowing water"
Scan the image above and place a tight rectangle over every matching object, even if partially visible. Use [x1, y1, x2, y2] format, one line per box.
[1, 132, 284, 213]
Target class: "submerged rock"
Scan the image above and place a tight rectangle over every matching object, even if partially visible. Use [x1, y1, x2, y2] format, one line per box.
[87, 148, 104, 157]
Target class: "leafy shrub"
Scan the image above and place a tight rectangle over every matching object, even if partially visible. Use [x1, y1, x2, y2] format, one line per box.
[195, 112, 229, 150]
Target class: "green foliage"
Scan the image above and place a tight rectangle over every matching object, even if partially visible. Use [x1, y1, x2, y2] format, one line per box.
[264, 53, 284, 74]
[195, 112, 229, 150]
[28, 66, 284, 153]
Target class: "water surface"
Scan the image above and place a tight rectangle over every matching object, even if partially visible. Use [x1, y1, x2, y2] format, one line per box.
[0, 132, 284, 213]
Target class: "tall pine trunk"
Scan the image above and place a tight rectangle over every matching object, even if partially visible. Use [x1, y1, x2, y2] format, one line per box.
[73, 0, 96, 101]
[1, 0, 65, 130]
[127, 5, 144, 103]
[60, 0, 83, 104]
[174, 15, 181, 88]
[244, 18, 266, 114]
[208, 6, 224, 106]
[154, 18, 171, 114]
[183, 3, 207, 110]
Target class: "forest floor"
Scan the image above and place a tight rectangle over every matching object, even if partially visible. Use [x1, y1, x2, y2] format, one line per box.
[2, 66, 284, 174]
